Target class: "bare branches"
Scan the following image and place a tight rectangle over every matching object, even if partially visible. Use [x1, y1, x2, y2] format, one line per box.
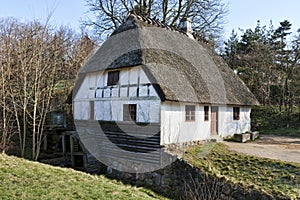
[0, 18, 96, 159]
[189, 0, 228, 38]
[0, 20, 16, 152]
[83, 0, 228, 41]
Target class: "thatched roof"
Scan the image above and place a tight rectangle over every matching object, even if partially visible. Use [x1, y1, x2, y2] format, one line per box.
[76, 14, 259, 106]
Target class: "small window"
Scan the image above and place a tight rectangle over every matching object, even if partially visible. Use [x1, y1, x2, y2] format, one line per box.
[123, 104, 137, 121]
[107, 71, 119, 86]
[185, 105, 195, 121]
[233, 107, 240, 120]
[204, 106, 209, 121]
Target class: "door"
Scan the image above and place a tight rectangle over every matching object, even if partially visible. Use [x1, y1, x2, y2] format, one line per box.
[211, 106, 218, 135]
[89, 101, 94, 120]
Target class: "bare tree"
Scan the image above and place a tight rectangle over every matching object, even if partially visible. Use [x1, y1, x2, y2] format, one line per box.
[50, 29, 96, 113]
[0, 17, 96, 159]
[0, 19, 16, 153]
[84, 0, 228, 41]
[0, 18, 28, 156]
[21, 23, 94, 160]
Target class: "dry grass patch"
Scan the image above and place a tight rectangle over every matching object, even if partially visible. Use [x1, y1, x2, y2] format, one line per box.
[183, 142, 300, 199]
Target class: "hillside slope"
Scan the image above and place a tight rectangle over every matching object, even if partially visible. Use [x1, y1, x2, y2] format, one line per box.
[0, 154, 166, 200]
[183, 142, 300, 199]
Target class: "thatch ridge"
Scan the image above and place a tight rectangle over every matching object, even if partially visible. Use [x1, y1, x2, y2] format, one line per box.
[112, 13, 209, 45]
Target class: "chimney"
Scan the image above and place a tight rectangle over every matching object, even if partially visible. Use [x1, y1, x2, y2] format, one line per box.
[180, 17, 193, 38]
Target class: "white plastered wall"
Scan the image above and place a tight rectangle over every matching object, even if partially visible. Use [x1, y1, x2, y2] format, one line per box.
[160, 102, 211, 145]
[218, 106, 251, 137]
[160, 103, 252, 145]
[73, 66, 160, 123]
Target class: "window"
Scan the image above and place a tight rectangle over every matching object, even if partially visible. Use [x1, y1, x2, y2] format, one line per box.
[204, 106, 209, 121]
[233, 107, 240, 120]
[123, 104, 137, 121]
[107, 71, 120, 86]
[185, 105, 195, 121]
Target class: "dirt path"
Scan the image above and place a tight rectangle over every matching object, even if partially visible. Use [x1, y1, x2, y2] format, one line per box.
[223, 135, 300, 163]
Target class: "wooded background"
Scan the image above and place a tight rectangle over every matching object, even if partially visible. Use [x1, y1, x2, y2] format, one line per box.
[223, 20, 300, 115]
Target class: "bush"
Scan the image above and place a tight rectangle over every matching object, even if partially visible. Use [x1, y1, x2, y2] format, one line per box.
[251, 106, 300, 136]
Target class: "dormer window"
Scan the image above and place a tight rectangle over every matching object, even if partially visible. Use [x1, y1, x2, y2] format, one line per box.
[107, 71, 119, 86]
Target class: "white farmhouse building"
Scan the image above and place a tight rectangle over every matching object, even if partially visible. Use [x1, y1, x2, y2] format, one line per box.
[72, 14, 259, 172]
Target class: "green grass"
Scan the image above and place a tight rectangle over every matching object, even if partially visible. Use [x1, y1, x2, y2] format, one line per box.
[0, 153, 167, 200]
[183, 142, 300, 199]
[261, 127, 300, 137]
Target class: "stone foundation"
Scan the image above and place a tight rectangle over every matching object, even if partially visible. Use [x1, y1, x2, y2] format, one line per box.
[99, 157, 286, 200]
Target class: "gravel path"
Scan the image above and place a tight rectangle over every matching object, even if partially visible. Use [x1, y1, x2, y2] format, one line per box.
[223, 135, 300, 163]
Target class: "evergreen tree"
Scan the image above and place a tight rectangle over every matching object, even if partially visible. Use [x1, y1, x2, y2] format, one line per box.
[223, 21, 273, 105]
[223, 30, 239, 69]
[289, 29, 300, 119]
[223, 19, 300, 123]
[270, 20, 292, 112]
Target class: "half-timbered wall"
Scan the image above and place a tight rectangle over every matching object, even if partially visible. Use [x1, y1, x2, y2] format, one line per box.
[74, 66, 160, 123]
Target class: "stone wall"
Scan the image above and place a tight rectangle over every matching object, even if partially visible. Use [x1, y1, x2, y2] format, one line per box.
[100, 158, 287, 200]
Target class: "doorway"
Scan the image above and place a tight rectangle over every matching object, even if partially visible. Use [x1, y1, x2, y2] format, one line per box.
[211, 106, 218, 135]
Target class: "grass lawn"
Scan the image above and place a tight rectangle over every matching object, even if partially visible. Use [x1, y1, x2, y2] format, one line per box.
[0, 153, 166, 200]
[183, 142, 300, 199]
[261, 127, 300, 137]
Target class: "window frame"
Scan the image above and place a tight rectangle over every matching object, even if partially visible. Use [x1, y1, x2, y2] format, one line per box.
[204, 106, 209, 121]
[233, 107, 240, 120]
[185, 105, 196, 122]
[123, 104, 137, 122]
[107, 70, 120, 86]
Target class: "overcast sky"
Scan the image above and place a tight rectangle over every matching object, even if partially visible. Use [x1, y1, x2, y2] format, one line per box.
[1, 0, 300, 39]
